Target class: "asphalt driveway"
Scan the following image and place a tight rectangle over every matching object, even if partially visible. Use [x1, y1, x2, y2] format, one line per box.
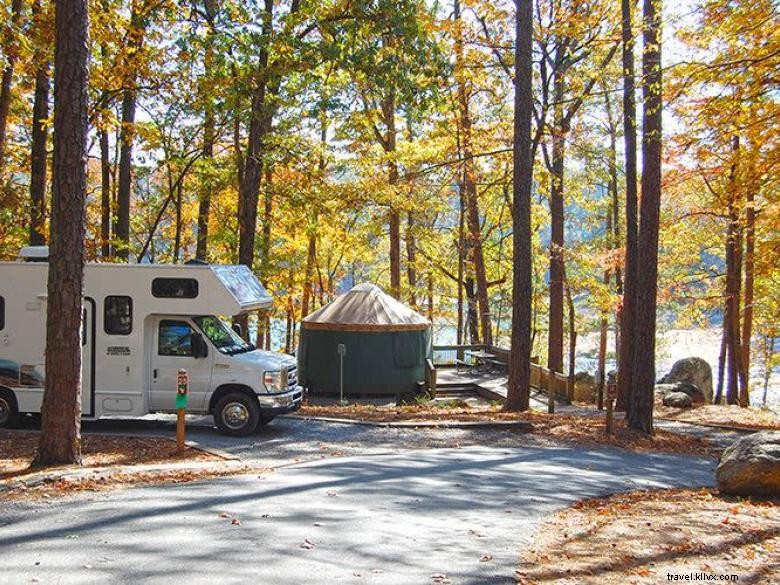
[0, 445, 716, 585]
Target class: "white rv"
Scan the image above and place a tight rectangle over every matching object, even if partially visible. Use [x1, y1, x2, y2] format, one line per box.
[0, 247, 302, 436]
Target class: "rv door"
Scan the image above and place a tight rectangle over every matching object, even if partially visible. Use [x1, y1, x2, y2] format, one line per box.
[150, 318, 213, 412]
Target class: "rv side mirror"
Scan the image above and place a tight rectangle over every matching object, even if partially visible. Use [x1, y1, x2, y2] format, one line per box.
[232, 322, 243, 337]
[191, 333, 208, 359]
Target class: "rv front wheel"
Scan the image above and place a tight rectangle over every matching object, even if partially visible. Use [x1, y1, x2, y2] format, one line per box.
[214, 392, 260, 437]
[0, 391, 19, 428]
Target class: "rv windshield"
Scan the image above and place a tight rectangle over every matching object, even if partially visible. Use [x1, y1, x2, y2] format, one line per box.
[193, 316, 253, 355]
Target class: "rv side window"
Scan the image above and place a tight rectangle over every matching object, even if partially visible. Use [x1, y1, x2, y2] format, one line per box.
[104, 296, 132, 335]
[0, 296, 4, 330]
[152, 278, 198, 299]
[158, 320, 194, 357]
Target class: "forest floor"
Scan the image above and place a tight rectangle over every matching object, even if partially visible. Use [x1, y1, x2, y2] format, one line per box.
[0, 430, 247, 501]
[655, 403, 780, 430]
[297, 405, 714, 456]
[516, 488, 780, 584]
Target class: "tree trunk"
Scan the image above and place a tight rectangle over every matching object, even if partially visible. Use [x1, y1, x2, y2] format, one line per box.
[173, 178, 183, 263]
[598, 202, 613, 409]
[454, 0, 492, 345]
[302, 99, 327, 318]
[547, 69, 565, 374]
[427, 273, 434, 320]
[196, 0, 218, 261]
[465, 277, 479, 344]
[715, 323, 727, 405]
[115, 4, 146, 261]
[505, 0, 533, 412]
[29, 0, 50, 246]
[627, 0, 662, 434]
[740, 187, 754, 406]
[406, 211, 417, 307]
[724, 136, 742, 406]
[565, 278, 576, 403]
[33, 0, 89, 467]
[301, 231, 316, 317]
[236, 0, 274, 338]
[456, 175, 465, 345]
[382, 88, 401, 299]
[100, 126, 111, 256]
[617, 0, 639, 413]
[0, 0, 23, 177]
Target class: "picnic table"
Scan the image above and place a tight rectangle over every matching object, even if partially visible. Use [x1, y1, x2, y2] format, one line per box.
[464, 350, 499, 373]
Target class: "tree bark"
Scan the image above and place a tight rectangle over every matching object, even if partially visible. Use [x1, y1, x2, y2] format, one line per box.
[235, 0, 274, 338]
[627, 0, 662, 434]
[0, 0, 23, 177]
[99, 127, 111, 256]
[115, 3, 147, 261]
[33, 0, 89, 467]
[617, 0, 639, 413]
[714, 323, 727, 404]
[454, 0, 492, 345]
[740, 187, 755, 406]
[724, 135, 742, 406]
[547, 69, 565, 373]
[505, 0, 533, 412]
[456, 176, 465, 345]
[381, 87, 401, 298]
[173, 178, 183, 263]
[406, 211, 417, 307]
[196, 0, 218, 261]
[116, 89, 136, 260]
[29, 0, 50, 246]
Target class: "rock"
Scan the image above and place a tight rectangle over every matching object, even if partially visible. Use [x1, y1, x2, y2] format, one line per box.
[716, 431, 780, 497]
[660, 357, 713, 404]
[662, 391, 693, 408]
[572, 372, 596, 403]
[574, 371, 595, 385]
[656, 382, 707, 405]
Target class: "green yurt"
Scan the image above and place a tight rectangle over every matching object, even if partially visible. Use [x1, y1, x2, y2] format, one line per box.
[297, 283, 432, 397]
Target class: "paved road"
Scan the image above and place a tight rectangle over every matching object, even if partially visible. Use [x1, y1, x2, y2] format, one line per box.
[0, 445, 716, 585]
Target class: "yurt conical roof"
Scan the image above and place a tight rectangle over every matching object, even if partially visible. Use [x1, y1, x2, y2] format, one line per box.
[301, 283, 430, 332]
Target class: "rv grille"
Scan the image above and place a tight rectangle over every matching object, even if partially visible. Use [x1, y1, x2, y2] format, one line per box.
[286, 366, 298, 389]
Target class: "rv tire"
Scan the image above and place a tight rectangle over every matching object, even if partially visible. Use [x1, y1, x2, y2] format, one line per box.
[214, 392, 260, 436]
[0, 389, 19, 428]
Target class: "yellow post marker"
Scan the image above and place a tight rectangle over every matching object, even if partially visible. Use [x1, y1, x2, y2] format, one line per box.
[176, 369, 188, 453]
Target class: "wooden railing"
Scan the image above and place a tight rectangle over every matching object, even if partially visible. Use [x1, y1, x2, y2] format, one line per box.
[529, 362, 572, 411]
[424, 358, 437, 397]
[433, 344, 573, 410]
[432, 344, 486, 366]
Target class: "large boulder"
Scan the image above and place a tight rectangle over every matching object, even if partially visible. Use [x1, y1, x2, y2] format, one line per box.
[662, 391, 693, 408]
[573, 372, 596, 403]
[659, 357, 713, 403]
[716, 432, 780, 497]
[655, 382, 707, 405]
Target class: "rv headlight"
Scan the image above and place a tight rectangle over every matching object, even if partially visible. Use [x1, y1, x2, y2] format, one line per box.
[263, 370, 284, 392]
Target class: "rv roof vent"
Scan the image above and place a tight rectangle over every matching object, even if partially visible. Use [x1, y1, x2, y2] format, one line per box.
[19, 246, 49, 262]
[184, 259, 209, 266]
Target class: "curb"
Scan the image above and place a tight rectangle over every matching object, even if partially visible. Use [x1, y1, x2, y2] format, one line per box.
[0, 459, 249, 493]
[655, 417, 768, 434]
[282, 414, 534, 430]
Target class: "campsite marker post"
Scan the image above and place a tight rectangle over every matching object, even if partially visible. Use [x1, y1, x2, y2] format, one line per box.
[337, 344, 347, 405]
[176, 369, 189, 452]
[605, 381, 616, 435]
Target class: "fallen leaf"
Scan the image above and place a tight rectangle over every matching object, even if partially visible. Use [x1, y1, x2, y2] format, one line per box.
[300, 539, 316, 550]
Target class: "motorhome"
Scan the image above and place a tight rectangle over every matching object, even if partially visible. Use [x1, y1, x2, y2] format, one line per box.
[0, 247, 302, 436]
